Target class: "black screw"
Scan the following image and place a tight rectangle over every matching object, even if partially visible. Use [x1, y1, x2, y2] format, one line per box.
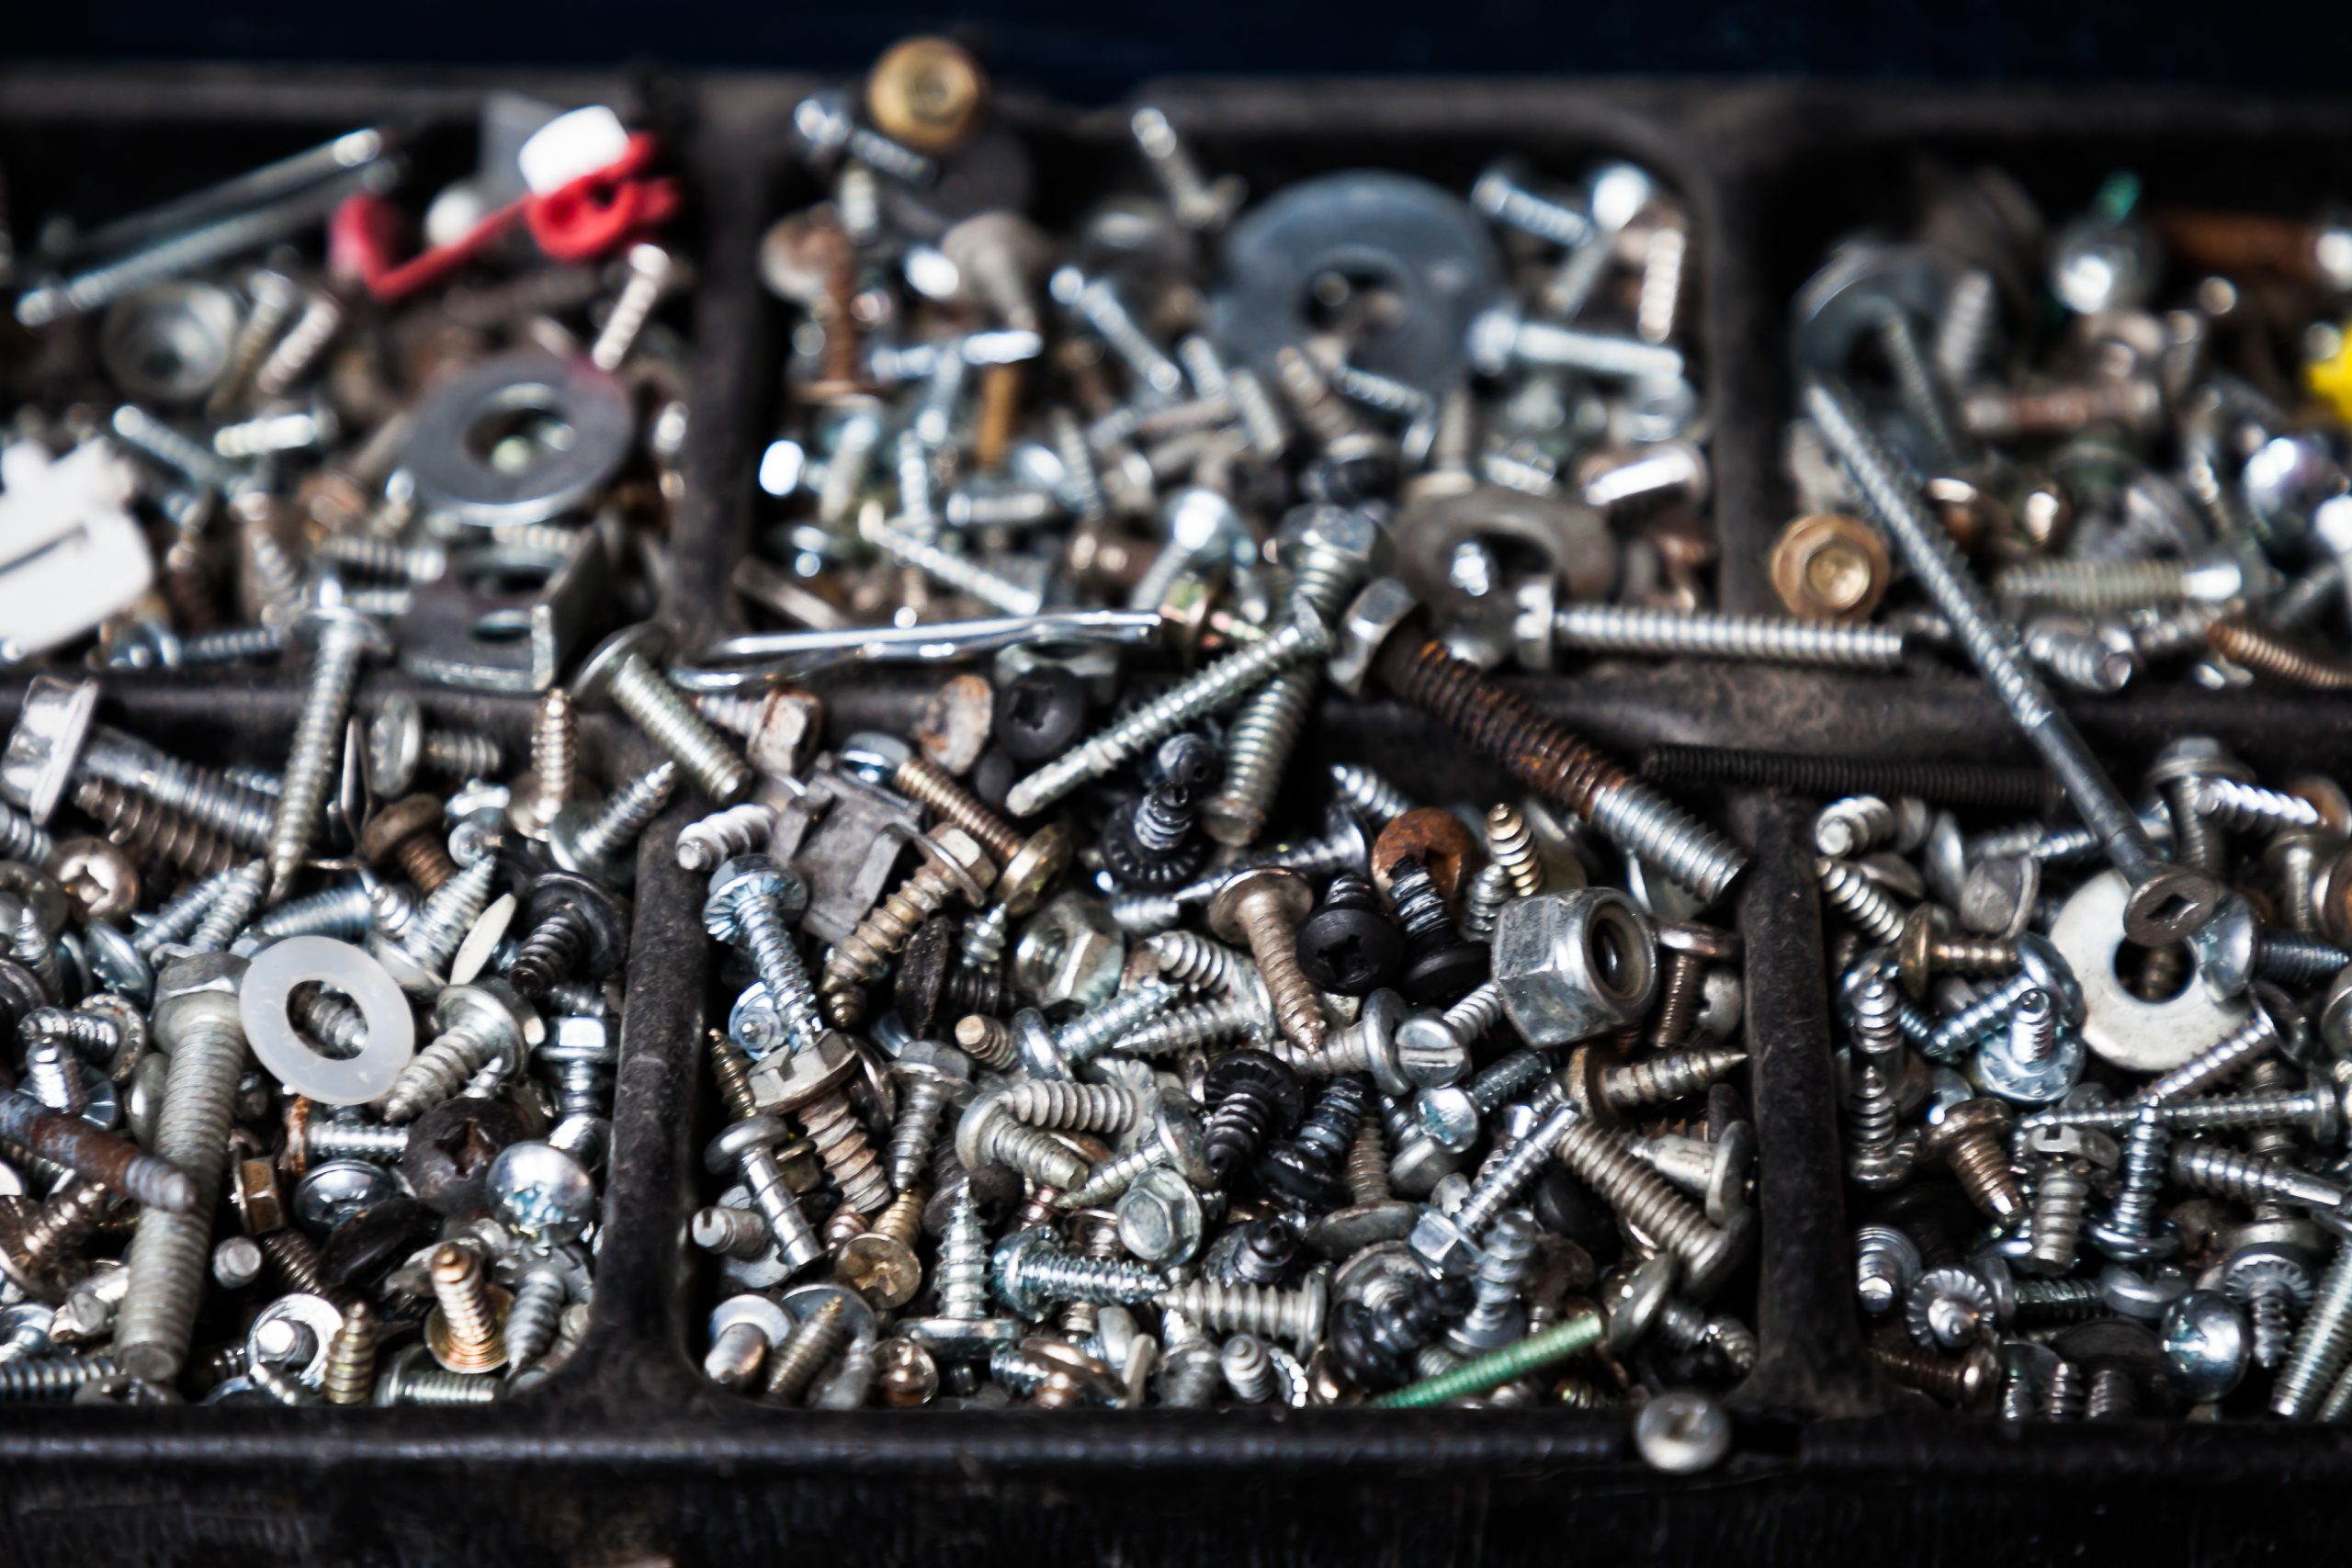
[506, 871, 628, 1001]
[401, 1095, 528, 1216]
[1531, 1165, 1619, 1263]
[1295, 871, 1405, 996]
[1636, 741, 2058, 813]
[1099, 733, 1220, 891]
[894, 914, 1011, 1039]
[1256, 1073, 1369, 1213]
[1329, 1269, 1473, 1391]
[1387, 855, 1487, 1005]
[994, 666, 1090, 763]
[1227, 1217, 1300, 1286]
[1201, 1048, 1305, 1186]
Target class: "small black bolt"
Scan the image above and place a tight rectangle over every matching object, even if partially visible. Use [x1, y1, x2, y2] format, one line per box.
[1099, 733, 1220, 891]
[1227, 1216, 1300, 1286]
[1388, 856, 1487, 1005]
[318, 1198, 437, 1292]
[1256, 1073, 1369, 1213]
[1201, 1048, 1306, 1186]
[1295, 871, 1405, 995]
[506, 871, 628, 1000]
[994, 666, 1090, 763]
[1329, 1269, 1472, 1390]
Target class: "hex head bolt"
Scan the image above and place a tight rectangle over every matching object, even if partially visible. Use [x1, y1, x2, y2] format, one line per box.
[262, 608, 391, 899]
[1802, 376, 2232, 952]
[573, 625, 752, 807]
[820, 828, 996, 1027]
[705, 1037, 825, 1277]
[1336, 585, 1744, 904]
[1004, 610, 1333, 818]
[1207, 867, 1327, 1055]
[1409, 1104, 1580, 1278]
[702, 856, 826, 1057]
[114, 953, 251, 1382]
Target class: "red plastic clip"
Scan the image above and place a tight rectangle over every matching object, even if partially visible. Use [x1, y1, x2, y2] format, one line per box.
[331, 132, 680, 304]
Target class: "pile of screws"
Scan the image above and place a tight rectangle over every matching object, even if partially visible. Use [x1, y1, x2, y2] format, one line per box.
[692, 722, 1758, 1415]
[0, 95, 686, 673]
[1816, 743, 2352, 1418]
[712, 37, 1846, 698]
[675, 47, 1765, 1425]
[0, 663, 655, 1404]
[1780, 165, 2352, 693]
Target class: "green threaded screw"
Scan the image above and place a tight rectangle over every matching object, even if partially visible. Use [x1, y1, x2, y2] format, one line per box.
[1368, 1309, 1605, 1408]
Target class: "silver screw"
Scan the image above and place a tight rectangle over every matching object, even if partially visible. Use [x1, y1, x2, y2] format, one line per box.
[265, 608, 391, 899]
[1803, 373, 2233, 951]
[114, 954, 250, 1382]
[591, 244, 673, 372]
[1547, 604, 1906, 669]
[572, 625, 752, 806]
[1006, 608, 1332, 817]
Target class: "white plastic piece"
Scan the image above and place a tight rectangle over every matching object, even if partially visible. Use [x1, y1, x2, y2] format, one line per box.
[240, 936, 416, 1105]
[0, 440, 152, 660]
[517, 105, 631, 197]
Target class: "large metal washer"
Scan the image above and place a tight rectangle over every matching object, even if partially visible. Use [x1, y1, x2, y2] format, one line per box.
[401, 347, 635, 527]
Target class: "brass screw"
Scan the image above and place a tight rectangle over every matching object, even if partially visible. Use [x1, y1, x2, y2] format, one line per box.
[1770, 512, 1890, 621]
[424, 1243, 508, 1375]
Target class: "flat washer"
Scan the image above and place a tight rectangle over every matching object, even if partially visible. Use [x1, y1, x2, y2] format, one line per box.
[2049, 870, 2246, 1075]
[1212, 171, 1502, 396]
[240, 936, 417, 1106]
[401, 347, 634, 527]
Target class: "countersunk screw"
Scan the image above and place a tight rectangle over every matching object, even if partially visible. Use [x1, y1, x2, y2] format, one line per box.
[265, 608, 391, 899]
[573, 625, 752, 806]
[1206, 866, 1328, 1055]
[1803, 375, 2231, 951]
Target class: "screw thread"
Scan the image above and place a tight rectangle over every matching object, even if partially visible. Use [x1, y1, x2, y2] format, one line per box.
[180, 860, 266, 953]
[1871, 1342, 1991, 1407]
[677, 803, 777, 873]
[2130, 1010, 2278, 1105]
[1328, 762, 1416, 829]
[1154, 1277, 1325, 1351]
[1375, 629, 1742, 900]
[267, 626, 373, 897]
[503, 1268, 569, 1377]
[1925, 972, 2037, 1062]
[1370, 1308, 1605, 1408]
[0, 803, 53, 864]
[1115, 996, 1264, 1059]
[1454, 1106, 1577, 1240]
[729, 897, 827, 1056]
[430, 1244, 503, 1372]
[308, 1118, 406, 1162]
[0, 1352, 120, 1402]
[1552, 604, 1906, 668]
[83, 732, 277, 850]
[77, 778, 238, 882]
[571, 762, 676, 868]
[1601, 1045, 1747, 1111]
[607, 658, 752, 805]
[821, 848, 989, 1026]
[1642, 743, 2052, 814]
[322, 1303, 378, 1404]
[1007, 615, 1330, 816]
[115, 1010, 247, 1382]
[887, 1080, 952, 1193]
[1854, 1225, 1920, 1314]
[2250, 1287, 2296, 1370]
[1818, 858, 1907, 945]
[2171, 1139, 2345, 1209]
[398, 855, 496, 976]
[527, 690, 578, 828]
[953, 1014, 1017, 1070]
[18, 1179, 111, 1269]
[591, 248, 670, 371]
[865, 515, 1045, 615]
[856, 759, 1012, 870]
[252, 879, 379, 941]
[763, 1294, 852, 1404]
[797, 1089, 890, 1215]
[2023, 1162, 2093, 1275]
[2276, 1247, 2352, 1418]
[381, 1022, 502, 1123]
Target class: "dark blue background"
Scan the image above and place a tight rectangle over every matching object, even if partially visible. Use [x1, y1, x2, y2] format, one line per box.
[11, 1, 2336, 93]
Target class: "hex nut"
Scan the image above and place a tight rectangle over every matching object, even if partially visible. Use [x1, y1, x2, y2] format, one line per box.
[1491, 889, 1658, 1047]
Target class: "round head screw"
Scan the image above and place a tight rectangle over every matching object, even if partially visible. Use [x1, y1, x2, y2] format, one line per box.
[2160, 1289, 2249, 1403]
[486, 1140, 596, 1246]
[1295, 874, 1406, 996]
[704, 1114, 795, 1178]
[1390, 1009, 1474, 1093]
